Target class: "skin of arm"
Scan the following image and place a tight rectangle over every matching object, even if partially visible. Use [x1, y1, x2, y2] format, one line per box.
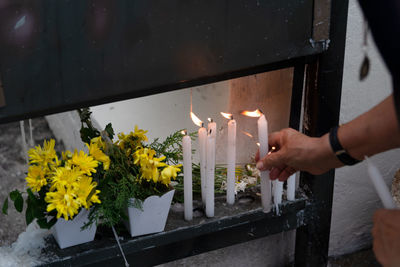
[255, 94, 400, 181]
[372, 209, 400, 267]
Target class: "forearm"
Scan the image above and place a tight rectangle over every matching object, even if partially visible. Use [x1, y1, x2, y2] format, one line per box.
[338, 94, 400, 160]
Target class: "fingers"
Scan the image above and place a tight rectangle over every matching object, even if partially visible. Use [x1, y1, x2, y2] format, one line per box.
[268, 131, 282, 148]
[255, 149, 260, 162]
[269, 166, 296, 181]
[278, 166, 296, 181]
[256, 149, 286, 171]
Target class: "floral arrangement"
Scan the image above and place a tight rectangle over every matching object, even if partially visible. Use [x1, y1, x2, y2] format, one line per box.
[2, 138, 109, 229]
[77, 108, 185, 227]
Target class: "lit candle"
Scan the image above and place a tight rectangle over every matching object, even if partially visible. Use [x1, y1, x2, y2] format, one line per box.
[287, 173, 296, 201]
[257, 113, 272, 213]
[191, 112, 207, 204]
[208, 118, 216, 138]
[221, 112, 236, 205]
[182, 130, 193, 221]
[206, 126, 216, 217]
[365, 156, 396, 209]
[241, 109, 271, 212]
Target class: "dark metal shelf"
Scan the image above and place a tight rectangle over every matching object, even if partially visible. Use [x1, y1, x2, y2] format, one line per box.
[38, 197, 308, 267]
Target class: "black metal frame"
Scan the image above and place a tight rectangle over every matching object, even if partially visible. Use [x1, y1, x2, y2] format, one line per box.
[0, 0, 350, 266]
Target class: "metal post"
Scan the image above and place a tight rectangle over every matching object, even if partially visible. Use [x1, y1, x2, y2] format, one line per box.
[294, 0, 349, 266]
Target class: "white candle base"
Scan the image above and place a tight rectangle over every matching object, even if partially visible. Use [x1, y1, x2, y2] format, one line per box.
[260, 170, 272, 213]
[287, 173, 296, 201]
[273, 180, 283, 214]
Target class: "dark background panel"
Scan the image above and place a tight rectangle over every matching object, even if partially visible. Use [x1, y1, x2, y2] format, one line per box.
[0, 0, 317, 123]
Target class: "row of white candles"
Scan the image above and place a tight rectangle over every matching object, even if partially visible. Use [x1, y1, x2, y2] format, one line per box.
[182, 109, 297, 221]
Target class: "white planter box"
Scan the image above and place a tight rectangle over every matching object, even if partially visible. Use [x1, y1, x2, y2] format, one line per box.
[125, 190, 175, 237]
[51, 208, 97, 249]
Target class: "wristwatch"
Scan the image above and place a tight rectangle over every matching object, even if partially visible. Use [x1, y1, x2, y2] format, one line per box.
[329, 126, 361, 166]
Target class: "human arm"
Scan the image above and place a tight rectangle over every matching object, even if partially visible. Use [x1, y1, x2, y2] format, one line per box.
[255, 94, 400, 181]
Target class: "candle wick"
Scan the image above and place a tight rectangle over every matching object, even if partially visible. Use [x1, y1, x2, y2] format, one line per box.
[201, 122, 204, 128]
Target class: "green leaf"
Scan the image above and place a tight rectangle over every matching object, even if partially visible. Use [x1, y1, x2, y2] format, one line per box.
[26, 188, 38, 204]
[105, 123, 115, 139]
[9, 190, 23, 212]
[14, 193, 23, 212]
[2, 198, 8, 215]
[37, 217, 57, 229]
[9, 190, 20, 201]
[80, 127, 95, 144]
[25, 201, 35, 225]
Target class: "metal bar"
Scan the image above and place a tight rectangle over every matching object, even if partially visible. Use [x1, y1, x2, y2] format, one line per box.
[313, 0, 331, 42]
[0, 76, 5, 108]
[294, 0, 349, 266]
[289, 64, 306, 130]
[39, 199, 308, 267]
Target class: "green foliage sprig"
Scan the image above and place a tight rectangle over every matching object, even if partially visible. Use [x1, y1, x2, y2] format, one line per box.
[78, 108, 188, 228]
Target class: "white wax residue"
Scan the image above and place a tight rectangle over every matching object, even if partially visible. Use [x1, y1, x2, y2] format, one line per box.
[0, 222, 50, 267]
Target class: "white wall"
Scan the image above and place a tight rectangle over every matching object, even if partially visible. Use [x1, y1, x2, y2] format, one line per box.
[329, 0, 400, 256]
[91, 81, 229, 163]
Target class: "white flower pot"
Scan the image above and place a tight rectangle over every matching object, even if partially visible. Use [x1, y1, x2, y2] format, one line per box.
[125, 190, 175, 237]
[51, 208, 97, 249]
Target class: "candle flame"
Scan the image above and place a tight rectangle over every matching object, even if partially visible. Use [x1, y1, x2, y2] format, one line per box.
[190, 112, 203, 127]
[220, 112, 233, 120]
[208, 117, 213, 123]
[267, 146, 277, 155]
[256, 142, 260, 147]
[241, 131, 254, 138]
[240, 109, 263, 118]
[181, 130, 187, 135]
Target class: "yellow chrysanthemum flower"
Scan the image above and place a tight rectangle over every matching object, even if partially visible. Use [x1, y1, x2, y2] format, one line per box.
[160, 165, 182, 185]
[75, 176, 101, 209]
[117, 125, 148, 152]
[26, 165, 47, 192]
[61, 150, 73, 161]
[45, 185, 80, 220]
[28, 139, 57, 167]
[90, 136, 106, 150]
[50, 167, 82, 191]
[86, 142, 110, 170]
[70, 150, 99, 176]
[133, 147, 167, 182]
[133, 125, 148, 142]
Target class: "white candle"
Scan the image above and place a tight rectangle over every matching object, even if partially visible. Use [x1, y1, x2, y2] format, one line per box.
[273, 180, 283, 213]
[227, 117, 236, 205]
[206, 128, 216, 217]
[287, 173, 296, 201]
[19, 121, 29, 164]
[208, 119, 217, 138]
[28, 119, 34, 147]
[182, 132, 193, 221]
[257, 114, 271, 212]
[365, 156, 396, 209]
[198, 124, 207, 204]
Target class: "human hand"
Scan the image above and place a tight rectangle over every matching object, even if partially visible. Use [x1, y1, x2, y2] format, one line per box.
[372, 209, 400, 267]
[255, 128, 342, 181]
